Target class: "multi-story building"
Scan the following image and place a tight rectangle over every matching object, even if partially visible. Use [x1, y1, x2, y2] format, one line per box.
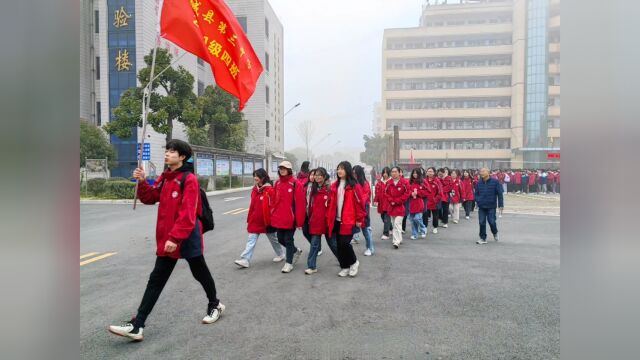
[372, 101, 384, 135]
[80, 0, 284, 177]
[382, 0, 560, 169]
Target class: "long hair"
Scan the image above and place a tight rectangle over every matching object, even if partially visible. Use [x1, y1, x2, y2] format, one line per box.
[253, 168, 271, 185]
[410, 168, 423, 184]
[336, 161, 356, 187]
[426, 166, 437, 179]
[311, 167, 330, 195]
[352, 165, 367, 187]
[381, 166, 391, 179]
[300, 161, 310, 174]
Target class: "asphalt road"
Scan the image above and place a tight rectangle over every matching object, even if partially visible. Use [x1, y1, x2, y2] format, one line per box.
[80, 190, 559, 359]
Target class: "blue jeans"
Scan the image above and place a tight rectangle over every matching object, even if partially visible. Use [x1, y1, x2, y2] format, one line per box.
[410, 212, 427, 237]
[478, 207, 498, 240]
[307, 235, 322, 269]
[360, 225, 374, 252]
[240, 233, 283, 261]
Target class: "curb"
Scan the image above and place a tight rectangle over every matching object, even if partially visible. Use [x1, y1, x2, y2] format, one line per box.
[81, 186, 253, 204]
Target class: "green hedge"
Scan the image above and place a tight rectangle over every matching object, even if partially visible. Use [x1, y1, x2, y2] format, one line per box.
[83, 178, 136, 199]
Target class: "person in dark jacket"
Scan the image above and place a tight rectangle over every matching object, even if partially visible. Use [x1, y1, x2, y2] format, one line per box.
[474, 167, 504, 245]
[108, 140, 224, 342]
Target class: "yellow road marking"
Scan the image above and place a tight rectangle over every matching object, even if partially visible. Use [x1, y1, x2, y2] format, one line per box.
[223, 208, 244, 215]
[230, 208, 248, 215]
[80, 252, 99, 259]
[80, 252, 117, 266]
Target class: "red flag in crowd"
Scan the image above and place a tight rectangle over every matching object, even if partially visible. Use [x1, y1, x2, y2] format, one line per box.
[160, 0, 264, 110]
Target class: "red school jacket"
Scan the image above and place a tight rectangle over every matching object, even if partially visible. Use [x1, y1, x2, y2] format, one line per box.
[408, 181, 428, 214]
[423, 176, 442, 211]
[270, 175, 306, 229]
[528, 172, 537, 186]
[547, 171, 556, 184]
[374, 178, 390, 214]
[385, 177, 411, 217]
[326, 181, 366, 236]
[460, 177, 475, 201]
[307, 185, 331, 236]
[449, 178, 462, 204]
[247, 183, 275, 234]
[514, 171, 522, 185]
[137, 166, 203, 260]
[440, 175, 453, 203]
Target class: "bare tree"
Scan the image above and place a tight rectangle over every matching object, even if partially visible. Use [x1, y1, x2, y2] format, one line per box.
[296, 119, 316, 161]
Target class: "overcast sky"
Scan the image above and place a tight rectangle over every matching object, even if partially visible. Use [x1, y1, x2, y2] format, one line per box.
[268, 0, 426, 155]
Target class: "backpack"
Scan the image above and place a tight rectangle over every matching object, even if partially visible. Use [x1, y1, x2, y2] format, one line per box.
[160, 172, 215, 233]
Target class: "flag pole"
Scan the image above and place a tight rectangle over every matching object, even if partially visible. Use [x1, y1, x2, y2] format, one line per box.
[133, 12, 161, 210]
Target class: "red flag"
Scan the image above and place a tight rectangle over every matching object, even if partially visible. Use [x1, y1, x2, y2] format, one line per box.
[409, 149, 416, 165]
[160, 0, 264, 110]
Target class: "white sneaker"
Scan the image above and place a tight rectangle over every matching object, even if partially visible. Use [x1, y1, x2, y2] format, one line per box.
[234, 258, 249, 268]
[348, 260, 360, 277]
[281, 263, 293, 273]
[420, 233, 427, 238]
[317, 250, 323, 256]
[401, 230, 406, 234]
[493, 234, 499, 242]
[338, 268, 350, 277]
[202, 303, 225, 324]
[292, 248, 303, 265]
[466, 216, 470, 220]
[432, 228, 438, 234]
[453, 220, 459, 224]
[381, 235, 389, 240]
[304, 268, 317, 275]
[476, 239, 488, 245]
[272, 254, 285, 262]
[108, 322, 143, 341]
[410, 235, 417, 240]
[393, 243, 399, 249]
[364, 249, 372, 256]
[442, 224, 448, 228]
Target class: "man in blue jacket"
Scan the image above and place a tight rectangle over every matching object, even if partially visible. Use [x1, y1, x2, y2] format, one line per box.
[474, 168, 504, 244]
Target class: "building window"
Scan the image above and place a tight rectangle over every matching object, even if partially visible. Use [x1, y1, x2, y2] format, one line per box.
[266, 120, 270, 137]
[96, 102, 101, 126]
[94, 10, 99, 33]
[265, 18, 269, 39]
[236, 16, 247, 33]
[95, 57, 100, 80]
[265, 85, 269, 104]
[265, 52, 269, 72]
[197, 81, 204, 96]
[197, 57, 204, 66]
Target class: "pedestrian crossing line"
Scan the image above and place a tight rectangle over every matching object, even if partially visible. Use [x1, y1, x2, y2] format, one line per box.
[223, 208, 245, 215]
[80, 252, 99, 260]
[80, 252, 117, 266]
[229, 208, 249, 215]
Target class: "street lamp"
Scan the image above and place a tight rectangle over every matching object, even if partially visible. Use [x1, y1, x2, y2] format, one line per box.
[284, 102, 301, 117]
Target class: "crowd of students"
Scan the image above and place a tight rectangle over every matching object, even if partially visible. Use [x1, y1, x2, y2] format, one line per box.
[107, 139, 554, 341]
[490, 169, 561, 194]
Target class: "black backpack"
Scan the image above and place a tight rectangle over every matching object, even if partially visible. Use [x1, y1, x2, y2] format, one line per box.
[160, 172, 215, 233]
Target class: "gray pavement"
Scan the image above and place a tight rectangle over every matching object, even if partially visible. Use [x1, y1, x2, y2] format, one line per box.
[81, 190, 559, 359]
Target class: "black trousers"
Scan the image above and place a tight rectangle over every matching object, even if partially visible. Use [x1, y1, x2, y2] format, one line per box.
[463, 200, 473, 217]
[134, 255, 218, 328]
[426, 209, 439, 228]
[333, 220, 357, 269]
[439, 201, 450, 224]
